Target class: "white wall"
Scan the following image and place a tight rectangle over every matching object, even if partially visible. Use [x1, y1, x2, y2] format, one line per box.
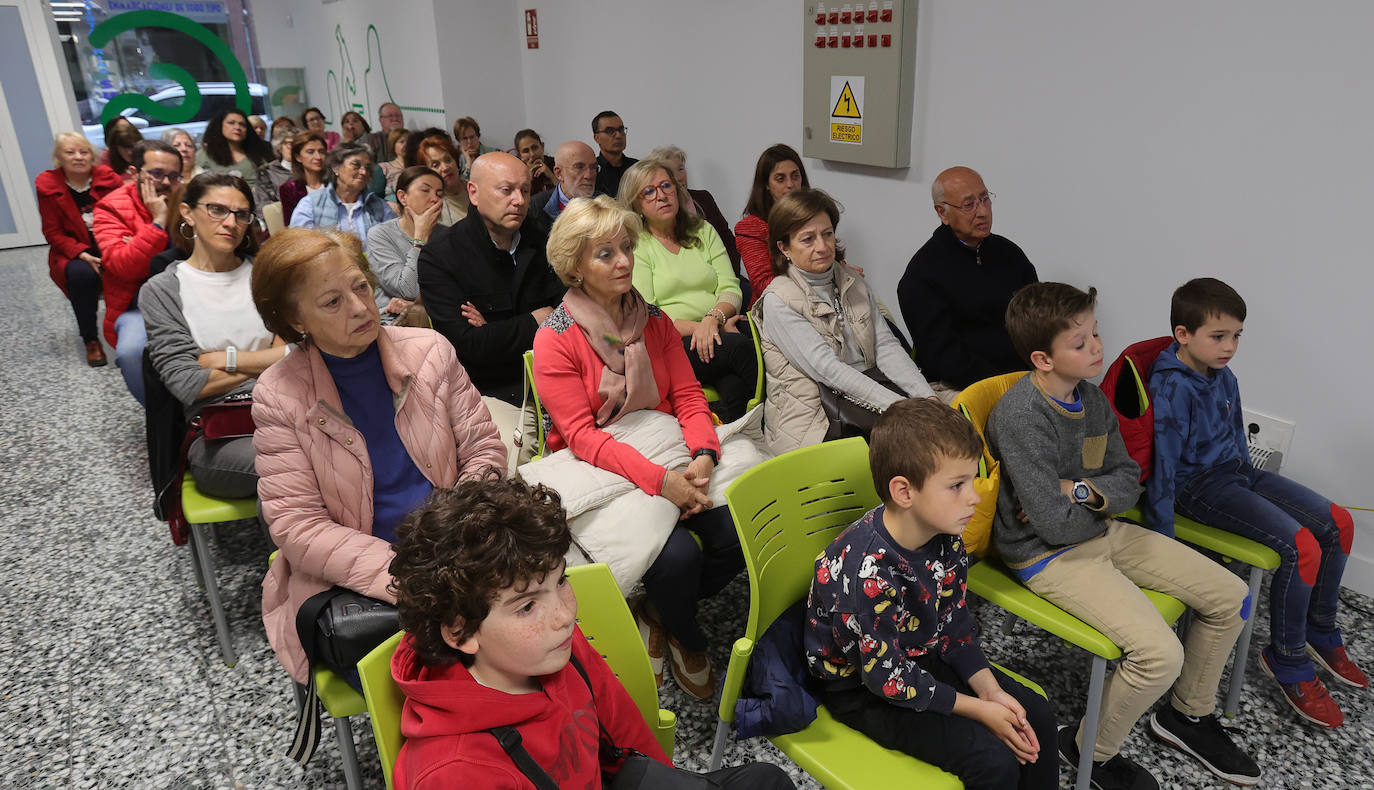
[253, 0, 446, 131]
[255, 0, 1374, 593]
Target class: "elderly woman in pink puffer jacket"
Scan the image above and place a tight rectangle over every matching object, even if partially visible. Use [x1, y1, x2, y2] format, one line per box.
[250, 227, 506, 686]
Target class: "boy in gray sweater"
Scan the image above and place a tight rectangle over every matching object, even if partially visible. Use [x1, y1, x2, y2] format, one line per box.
[987, 283, 1258, 790]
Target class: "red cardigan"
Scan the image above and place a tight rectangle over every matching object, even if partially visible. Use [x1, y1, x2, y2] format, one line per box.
[532, 305, 720, 496]
[93, 180, 169, 346]
[734, 213, 774, 306]
[36, 166, 123, 295]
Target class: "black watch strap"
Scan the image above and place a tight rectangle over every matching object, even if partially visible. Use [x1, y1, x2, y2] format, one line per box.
[692, 448, 719, 463]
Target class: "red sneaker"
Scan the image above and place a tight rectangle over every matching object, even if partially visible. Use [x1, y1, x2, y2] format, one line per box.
[1261, 650, 1344, 727]
[1308, 643, 1370, 689]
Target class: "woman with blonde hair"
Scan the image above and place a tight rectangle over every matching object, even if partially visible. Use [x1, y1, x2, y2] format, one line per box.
[250, 226, 504, 690]
[618, 157, 756, 422]
[35, 131, 124, 364]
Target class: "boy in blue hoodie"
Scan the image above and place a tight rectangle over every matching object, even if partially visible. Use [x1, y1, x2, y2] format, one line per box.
[1146, 277, 1366, 728]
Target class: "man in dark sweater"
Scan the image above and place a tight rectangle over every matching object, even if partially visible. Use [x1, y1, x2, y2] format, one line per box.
[898, 166, 1038, 396]
[418, 152, 565, 406]
[592, 110, 637, 198]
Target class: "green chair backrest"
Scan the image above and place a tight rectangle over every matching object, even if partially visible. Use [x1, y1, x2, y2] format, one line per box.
[745, 313, 764, 411]
[723, 436, 880, 642]
[358, 631, 407, 790]
[522, 350, 547, 460]
[566, 563, 675, 757]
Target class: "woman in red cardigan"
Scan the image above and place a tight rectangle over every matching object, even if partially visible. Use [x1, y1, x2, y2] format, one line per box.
[734, 144, 809, 307]
[532, 195, 744, 700]
[36, 131, 124, 365]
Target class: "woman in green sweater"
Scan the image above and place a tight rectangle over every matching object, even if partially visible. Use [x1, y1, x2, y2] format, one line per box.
[619, 157, 756, 421]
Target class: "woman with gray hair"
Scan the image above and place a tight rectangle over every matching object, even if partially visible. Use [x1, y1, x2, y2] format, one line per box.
[161, 128, 201, 183]
[287, 142, 394, 250]
[254, 125, 297, 209]
[532, 194, 745, 699]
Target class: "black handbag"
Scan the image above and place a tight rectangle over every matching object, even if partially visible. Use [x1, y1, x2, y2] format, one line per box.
[818, 367, 907, 441]
[286, 587, 399, 766]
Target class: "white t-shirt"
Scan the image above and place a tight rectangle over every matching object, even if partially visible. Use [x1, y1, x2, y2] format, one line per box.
[177, 261, 275, 352]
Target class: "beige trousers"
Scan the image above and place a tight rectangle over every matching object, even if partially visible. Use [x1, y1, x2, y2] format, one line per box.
[1024, 520, 1248, 760]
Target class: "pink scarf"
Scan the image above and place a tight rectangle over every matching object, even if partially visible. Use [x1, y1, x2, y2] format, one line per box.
[562, 287, 660, 427]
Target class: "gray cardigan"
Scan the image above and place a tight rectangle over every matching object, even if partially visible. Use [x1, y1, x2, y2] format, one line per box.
[139, 262, 257, 418]
[986, 374, 1142, 567]
[365, 218, 421, 319]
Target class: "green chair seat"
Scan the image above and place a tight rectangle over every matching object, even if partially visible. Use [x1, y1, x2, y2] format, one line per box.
[181, 474, 258, 523]
[969, 560, 1188, 661]
[1116, 507, 1280, 571]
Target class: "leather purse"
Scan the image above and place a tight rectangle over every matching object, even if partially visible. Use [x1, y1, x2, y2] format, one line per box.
[199, 391, 256, 440]
[818, 367, 907, 441]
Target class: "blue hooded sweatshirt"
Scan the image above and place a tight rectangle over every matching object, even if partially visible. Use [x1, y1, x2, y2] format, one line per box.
[1143, 341, 1251, 535]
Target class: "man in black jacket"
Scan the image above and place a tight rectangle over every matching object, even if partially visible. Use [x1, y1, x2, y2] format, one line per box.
[418, 152, 565, 406]
[897, 166, 1038, 398]
[529, 140, 599, 237]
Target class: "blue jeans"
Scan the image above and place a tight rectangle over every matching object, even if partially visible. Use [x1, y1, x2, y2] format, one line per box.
[1175, 459, 1352, 683]
[113, 309, 147, 406]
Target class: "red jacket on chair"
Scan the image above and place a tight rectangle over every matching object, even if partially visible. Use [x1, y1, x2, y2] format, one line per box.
[1100, 336, 1174, 482]
[93, 180, 170, 346]
[35, 165, 123, 295]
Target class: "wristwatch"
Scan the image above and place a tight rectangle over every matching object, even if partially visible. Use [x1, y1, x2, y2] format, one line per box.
[225, 345, 238, 373]
[1071, 479, 1091, 504]
[692, 448, 719, 464]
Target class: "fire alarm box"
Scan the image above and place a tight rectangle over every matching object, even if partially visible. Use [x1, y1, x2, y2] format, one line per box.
[803, 0, 918, 168]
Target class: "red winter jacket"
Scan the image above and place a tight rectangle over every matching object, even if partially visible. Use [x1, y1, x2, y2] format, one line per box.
[35, 166, 123, 295]
[93, 180, 170, 346]
[391, 628, 671, 790]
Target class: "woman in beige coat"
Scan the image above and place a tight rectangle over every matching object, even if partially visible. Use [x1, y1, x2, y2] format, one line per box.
[251, 227, 505, 685]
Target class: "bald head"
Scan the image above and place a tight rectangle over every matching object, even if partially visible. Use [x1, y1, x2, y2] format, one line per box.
[553, 140, 597, 199]
[932, 166, 993, 246]
[468, 152, 532, 240]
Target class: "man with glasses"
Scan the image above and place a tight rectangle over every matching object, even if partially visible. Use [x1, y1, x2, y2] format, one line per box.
[530, 140, 598, 235]
[93, 139, 184, 405]
[591, 110, 637, 197]
[897, 165, 1039, 400]
[363, 102, 406, 158]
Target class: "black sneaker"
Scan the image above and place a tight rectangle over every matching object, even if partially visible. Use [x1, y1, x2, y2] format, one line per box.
[1149, 705, 1261, 786]
[1058, 724, 1160, 790]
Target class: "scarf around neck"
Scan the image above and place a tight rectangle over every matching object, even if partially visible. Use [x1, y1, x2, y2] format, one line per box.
[562, 286, 659, 427]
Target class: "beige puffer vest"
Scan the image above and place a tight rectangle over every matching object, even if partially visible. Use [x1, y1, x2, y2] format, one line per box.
[751, 263, 876, 455]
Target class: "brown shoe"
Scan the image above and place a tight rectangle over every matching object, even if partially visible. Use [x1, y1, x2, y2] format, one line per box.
[634, 603, 667, 688]
[666, 634, 717, 700]
[85, 340, 107, 367]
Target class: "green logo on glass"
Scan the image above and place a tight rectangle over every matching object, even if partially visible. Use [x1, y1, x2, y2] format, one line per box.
[91, 10, 250, 126]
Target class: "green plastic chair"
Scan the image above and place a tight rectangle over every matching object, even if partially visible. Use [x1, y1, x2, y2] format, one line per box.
[182, 471, 258, 666]
[520, 350, 548, 461]
[567, 563, 678, 757]
[358, 631, 406, 789]
[952, 374, 1188, 790]
[268, 551, 369, 790]
[710, 437, 1046, 789]
[700, 314, 764, 413]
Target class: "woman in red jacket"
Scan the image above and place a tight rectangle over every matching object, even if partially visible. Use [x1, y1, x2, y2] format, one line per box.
[734, 144, 809, 306]
[36, 131, 123, 365]
[533, 195, 745, 700]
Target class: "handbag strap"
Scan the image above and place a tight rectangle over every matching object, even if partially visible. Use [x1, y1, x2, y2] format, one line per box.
[488, 654, 643, 785]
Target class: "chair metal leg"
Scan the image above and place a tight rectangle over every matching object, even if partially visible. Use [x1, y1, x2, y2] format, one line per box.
[335, 715, 363, 790]
[186, 528, 206, 590]
[190, 522, 237, 666]
[1076, 656, 1108, 790]
[1001, 611, 1019, 635]
[707, 718, 731, 772]
[1225, 565, 1263, 717]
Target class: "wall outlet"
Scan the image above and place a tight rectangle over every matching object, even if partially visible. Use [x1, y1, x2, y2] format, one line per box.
[1243, 409, 1295, 458]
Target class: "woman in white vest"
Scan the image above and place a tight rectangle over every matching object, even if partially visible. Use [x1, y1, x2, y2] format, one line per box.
[751, 189, 936, 455]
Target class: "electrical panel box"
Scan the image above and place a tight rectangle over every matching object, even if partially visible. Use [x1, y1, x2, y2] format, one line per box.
[802, 0, 919, 168]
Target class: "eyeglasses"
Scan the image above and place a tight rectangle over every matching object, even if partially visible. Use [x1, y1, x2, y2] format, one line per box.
[339, 159, 372, 172]
[597, 125, 627, 136]
[142, 169, 182, 184]
[197, 202, 254, 225]
[640, 180, 675, 200]
[941, 192, 995, 214]
[567, 162, 600, 175]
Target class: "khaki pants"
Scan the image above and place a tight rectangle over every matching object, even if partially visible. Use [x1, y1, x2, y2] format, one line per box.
[1024, 520, 1248, 761]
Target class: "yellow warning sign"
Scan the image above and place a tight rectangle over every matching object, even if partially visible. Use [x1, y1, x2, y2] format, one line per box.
[831, 123, 862, 144]
[832, 81, 862, 119]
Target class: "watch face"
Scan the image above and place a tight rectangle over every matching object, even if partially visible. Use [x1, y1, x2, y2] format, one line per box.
[1073, 482, 1089, 502]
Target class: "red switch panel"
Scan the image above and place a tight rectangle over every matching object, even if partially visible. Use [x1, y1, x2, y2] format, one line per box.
[881, 33, 891, 46]
[829, 11, 839, 23]
[867, 33, 878, 47]
[881, 8, 892, 21]
[853, 32, 865, 47]
[815, 34, 826, 48]
[815, 12, 825, 24]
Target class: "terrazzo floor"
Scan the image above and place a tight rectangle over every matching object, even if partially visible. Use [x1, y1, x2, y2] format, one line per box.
[3, 243, 1372, 789]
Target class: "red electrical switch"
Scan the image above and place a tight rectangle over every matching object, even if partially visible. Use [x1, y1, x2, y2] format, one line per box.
[815, 12, 825, 25]
[815, 34, 826, 47]
[881, 8, 892, 22]
[853, 32, 865, 47]
[829, 11, 839, 23]
[841, 33, 851, 47]
[868, 33, 878, 47]
[881, 33, 891, 46]
[829, 30, 839, 48]
[841, 10, 851, 23]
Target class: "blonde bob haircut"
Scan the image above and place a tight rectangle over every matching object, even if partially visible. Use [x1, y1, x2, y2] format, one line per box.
[617, 156, 702, 249]
[51, 131, 98, 168]
[545, 195, 643, 287]
[252, 227, 377, 343]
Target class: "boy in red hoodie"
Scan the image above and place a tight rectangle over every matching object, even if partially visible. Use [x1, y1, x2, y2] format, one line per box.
[389, 478, 795, 790]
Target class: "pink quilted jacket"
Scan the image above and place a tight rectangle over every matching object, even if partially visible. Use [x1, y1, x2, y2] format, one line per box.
[253, 326, 506, 683]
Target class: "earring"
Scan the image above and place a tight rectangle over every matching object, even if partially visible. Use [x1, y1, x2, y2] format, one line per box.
[572, 276, 584, 286]
[179, 221, 196, 240]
